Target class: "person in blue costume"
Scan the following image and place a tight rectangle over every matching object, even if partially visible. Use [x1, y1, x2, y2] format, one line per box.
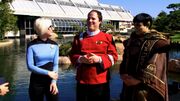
[26, 18, 59, 101]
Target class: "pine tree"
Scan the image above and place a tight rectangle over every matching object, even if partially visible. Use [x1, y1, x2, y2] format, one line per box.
[0, 1, 17, 40]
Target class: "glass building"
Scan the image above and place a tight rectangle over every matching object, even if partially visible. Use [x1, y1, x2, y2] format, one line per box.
[8, 0, 133, 38]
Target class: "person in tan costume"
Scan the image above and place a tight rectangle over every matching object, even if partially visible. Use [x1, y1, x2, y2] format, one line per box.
[119, 13, 170, 101]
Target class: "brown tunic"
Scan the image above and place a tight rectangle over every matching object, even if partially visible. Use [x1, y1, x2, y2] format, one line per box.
[120, 31, 170, 101]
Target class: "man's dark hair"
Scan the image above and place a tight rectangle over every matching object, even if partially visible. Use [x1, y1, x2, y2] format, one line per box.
[88, 10, 103, 22]
[133, 13, 153, 28]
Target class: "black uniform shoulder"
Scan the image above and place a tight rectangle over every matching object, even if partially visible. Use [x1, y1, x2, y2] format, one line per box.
[27, 38, 58, 48]
[27, 38, 39, 48]
[48, 39, 58, 45]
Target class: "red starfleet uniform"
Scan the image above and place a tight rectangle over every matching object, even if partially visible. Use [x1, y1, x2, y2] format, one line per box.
[70, 31, 118, 84]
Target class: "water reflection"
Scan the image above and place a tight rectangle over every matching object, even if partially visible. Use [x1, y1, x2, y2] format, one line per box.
[169, 49, 180, 59]
[0, 39, 27, 101]
[0, 39, 122, 101]
[168, 48, 180, 82]
[0, 39, 179, 101]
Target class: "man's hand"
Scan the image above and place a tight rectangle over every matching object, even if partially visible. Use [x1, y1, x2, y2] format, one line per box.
[79, 53, 101, 64]
[87, 53, 101, 63]
[79, 55, 91, 64]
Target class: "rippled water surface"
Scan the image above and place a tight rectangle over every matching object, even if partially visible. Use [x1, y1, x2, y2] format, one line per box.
[0, 39, 179, 101]
[0, 39, 122, 101]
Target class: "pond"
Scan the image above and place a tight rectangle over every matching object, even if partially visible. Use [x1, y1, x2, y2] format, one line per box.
[0, 39, 122, 101]
[0, 39, 179, 101]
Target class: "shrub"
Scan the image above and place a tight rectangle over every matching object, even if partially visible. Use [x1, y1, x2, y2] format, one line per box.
[59, 41, 72, 56]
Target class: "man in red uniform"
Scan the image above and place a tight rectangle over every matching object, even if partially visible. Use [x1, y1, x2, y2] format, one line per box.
[70, 10, 118, 101]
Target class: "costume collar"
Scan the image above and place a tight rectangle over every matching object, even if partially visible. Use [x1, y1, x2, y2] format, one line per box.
[37, 36, 50, 43]
[86, 29, 100, 36]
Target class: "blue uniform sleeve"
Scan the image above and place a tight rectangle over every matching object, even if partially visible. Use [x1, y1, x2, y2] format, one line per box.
[52, 46, 59, 83]
[26, 46, 49, 75]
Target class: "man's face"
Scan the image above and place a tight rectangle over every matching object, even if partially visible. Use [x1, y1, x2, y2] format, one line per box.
[87, 12, 101, 32]
[134, 22, 149, 34]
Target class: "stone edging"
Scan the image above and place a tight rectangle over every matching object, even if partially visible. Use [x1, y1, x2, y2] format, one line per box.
[0, 40, 13, 47]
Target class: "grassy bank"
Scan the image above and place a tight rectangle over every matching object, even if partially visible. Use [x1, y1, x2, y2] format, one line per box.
[170, 32, 180, 43]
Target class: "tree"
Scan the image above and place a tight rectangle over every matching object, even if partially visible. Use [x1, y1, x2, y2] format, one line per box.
[1, 0, 14, 3]
[167, 3, 180, 11]
[0, 1, 17, 40]
[153, 11, 170, 32]
[72, 20, 86, 35]
[153, 3, 180, 32]
[167, 7, 180, 31]
[100, 23, 114, 34]
[167, 3, 180, 31]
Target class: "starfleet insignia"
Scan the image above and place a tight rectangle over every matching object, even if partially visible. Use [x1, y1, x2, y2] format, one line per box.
[96, 41, 103, 44]
[50, 45, 54, 49]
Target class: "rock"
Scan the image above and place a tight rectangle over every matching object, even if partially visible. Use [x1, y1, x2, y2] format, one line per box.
[168, 59, 180, 73]
[59, 56, 71, 64]
[0, 40, 13, 47]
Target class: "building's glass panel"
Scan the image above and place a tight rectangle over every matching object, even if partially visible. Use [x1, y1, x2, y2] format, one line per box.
[24, 19, 34, 35]
[36, 0, 55, 4]
[52, 18, 84, 34]
[56, 0, 74, 6]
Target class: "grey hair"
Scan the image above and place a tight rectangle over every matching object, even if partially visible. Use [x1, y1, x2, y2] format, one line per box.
[34, 18, 52, 35]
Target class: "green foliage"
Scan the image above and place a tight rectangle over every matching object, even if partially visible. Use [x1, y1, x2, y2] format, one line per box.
[1, 0, 13, 3]
[170, 32, 180, 42]
[168, 10, 180, 30]
[59, 41, 72, 56]
[100, 23, 114, 34]
[153, 11, 170, 32]
[72, 20, 86, 35]
[153, 3, 180, 32]
[167, 3, 180, 11]
[72, 21, 114, 35]
[0, 2, 17, 40]
[72, 24, 86, 35]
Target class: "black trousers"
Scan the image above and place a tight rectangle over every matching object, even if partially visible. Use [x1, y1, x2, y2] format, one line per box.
[76, 82, 110, 101]
[29, 73, 58, 101]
